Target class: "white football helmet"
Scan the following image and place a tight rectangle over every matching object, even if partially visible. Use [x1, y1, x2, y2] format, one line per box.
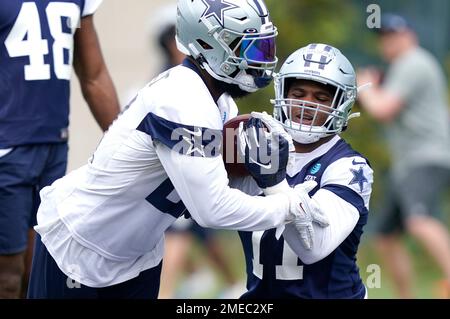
[176, 0, 278, 92]
[272, 43, 359, 144]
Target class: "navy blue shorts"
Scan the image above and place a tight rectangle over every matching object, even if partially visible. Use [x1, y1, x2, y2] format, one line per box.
[27, 235, 162, 299]
[0, 143, 67, 254]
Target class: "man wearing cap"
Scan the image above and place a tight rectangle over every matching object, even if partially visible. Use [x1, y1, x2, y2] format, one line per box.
[357, 13, 450, 298]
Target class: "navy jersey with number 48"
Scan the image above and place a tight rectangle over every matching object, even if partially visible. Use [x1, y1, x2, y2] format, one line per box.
[0, 0, 99, 148]
[239, 138, 373, 299]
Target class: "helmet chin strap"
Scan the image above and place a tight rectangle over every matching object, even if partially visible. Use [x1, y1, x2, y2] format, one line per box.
[287, 128, 321, 144]
[236, 72, 258, 92]
[284, 120, 325, 144]
[202, 59, 259, 93]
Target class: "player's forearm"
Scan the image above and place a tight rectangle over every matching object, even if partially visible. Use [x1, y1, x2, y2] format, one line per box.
[156, 143, 290, 231]
[73, 15, 120, 131]
[200, 186, 290, 230]
[228, 175, 262, 196]
[81, 69, 120, 131]
[283, 189, 359, 264]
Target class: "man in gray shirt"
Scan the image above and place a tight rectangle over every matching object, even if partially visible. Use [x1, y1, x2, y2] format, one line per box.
[358, 13, 450, 298]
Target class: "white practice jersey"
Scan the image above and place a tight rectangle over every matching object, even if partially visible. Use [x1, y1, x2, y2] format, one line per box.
[35, 62, 291, 286]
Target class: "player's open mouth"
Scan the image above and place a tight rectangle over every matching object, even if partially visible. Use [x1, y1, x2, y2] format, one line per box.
[294, 113, 314, 125]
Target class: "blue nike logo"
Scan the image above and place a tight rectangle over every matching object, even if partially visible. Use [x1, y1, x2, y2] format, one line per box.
[352, 159, 366, 165]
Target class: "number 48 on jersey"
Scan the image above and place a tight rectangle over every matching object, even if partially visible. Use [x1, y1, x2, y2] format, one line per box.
[5, 2, 80, 81]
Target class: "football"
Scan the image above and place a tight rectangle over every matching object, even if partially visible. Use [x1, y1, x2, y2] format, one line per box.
[222, 114, 251, 177]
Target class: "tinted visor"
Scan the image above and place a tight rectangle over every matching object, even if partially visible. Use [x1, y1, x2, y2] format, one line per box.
[240, 36, 276, 63]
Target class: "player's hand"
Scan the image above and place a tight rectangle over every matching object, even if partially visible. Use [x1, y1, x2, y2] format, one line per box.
[237, 114, 291, 188]
[249, 111, 295, 153]
[288, 180, 329, 250]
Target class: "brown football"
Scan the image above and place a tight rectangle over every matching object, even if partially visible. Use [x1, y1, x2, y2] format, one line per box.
[222, 114, 251, 177]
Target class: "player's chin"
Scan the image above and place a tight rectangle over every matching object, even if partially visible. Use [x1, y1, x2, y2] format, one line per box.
[218, 81, 252, 99]
[291, 118, 313, 126]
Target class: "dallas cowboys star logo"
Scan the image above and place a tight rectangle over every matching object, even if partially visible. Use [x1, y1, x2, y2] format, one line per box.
[182, 135, 206, 157]
[200, 0, 237, 26]
[349, 167, 368, 192]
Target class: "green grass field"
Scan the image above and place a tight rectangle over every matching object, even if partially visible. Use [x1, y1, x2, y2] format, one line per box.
[358, 236, 446, 299]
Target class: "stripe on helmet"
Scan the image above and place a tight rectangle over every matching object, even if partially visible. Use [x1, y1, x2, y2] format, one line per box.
[252, 0, 268, 15]
[249, 0, 269, 24]
[304, 53, 313, 67]
[319, 55, 328, 70]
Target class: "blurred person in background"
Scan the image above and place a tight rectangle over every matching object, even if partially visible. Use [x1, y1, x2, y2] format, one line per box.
[357, 13, 450, 298]
[0, 0, 120, 298]
[153, 5, 186, 71]
[151, 4, 243, 299]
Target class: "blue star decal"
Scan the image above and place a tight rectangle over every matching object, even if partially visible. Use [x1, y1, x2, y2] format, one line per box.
[200, 0, 237, 26]
[349, 167, 368, 192]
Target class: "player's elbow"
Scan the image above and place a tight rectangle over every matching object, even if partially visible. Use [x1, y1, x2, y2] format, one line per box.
[191, 205, 236, 229]
[298, 249, 329, 265]
[79, 75, 102, 98]
[190, 210, 220, 229]
[196, 213, 229, 229]
[194, 215, 215, 228]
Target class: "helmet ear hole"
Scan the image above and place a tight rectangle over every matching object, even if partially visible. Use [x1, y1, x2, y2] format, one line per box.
[196, 39, 213, 50]
[229, 37, 242, 51]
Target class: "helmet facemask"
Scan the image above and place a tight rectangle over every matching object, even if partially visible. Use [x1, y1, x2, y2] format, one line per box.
[223, 29, 278, 91]
[201, 26, 278, 92]
[271, 43, 359, 144]
[273, 75, 357, 144]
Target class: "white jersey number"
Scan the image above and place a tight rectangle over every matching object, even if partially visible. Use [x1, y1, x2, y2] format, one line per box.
[252, 231, 304, 280]
[5, 2, 80, 81]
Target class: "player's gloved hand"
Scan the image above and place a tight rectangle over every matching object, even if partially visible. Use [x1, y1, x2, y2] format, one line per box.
[237, 113, 292, 188]
[249, 111, 295, 153]
[287, 180, 329, 250]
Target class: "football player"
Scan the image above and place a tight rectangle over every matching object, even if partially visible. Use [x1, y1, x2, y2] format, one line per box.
[27, 0, 328, 299]
[0, 0, 120, 298]
[236, 44, 374, 298]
